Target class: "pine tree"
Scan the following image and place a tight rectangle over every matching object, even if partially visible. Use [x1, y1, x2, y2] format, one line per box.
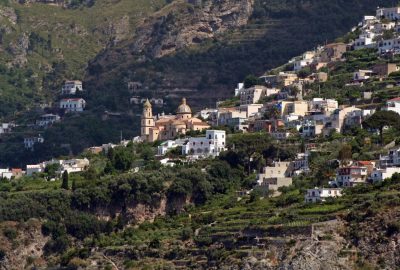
[61, 170, 69, 190]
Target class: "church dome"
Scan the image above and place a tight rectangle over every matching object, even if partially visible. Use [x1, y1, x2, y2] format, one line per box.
[177, 98, 192, 114]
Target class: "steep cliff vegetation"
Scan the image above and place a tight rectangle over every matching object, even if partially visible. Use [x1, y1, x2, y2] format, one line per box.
[0, 134, 400, 269]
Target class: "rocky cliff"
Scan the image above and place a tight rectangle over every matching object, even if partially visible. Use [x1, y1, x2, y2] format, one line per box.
[131, 0, 254, 59]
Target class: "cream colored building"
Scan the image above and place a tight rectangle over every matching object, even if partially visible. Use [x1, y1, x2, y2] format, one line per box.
[239, 85, 278, 105]
[279, 100, 309, 118]
[256, 161, 293, 196]
[141, 98, 210, 142]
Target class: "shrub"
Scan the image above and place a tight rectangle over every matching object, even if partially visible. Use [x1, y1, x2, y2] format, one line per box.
[3, 228, 17, 241]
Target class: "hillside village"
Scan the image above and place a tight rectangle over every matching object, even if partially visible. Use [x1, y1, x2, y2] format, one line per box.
[1, 3, 400, 269]
[2, 6, 400, 204]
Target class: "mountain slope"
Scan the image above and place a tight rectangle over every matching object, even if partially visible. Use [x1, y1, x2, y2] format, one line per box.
[0, 0, 167, 118]
[85, 0, 396, 110]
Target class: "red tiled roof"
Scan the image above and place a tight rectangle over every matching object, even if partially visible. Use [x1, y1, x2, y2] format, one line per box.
[388, 97, 400, 102]
[357, 161, 373, 166]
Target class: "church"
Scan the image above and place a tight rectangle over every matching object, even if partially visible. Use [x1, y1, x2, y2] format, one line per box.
[141, 98, 211, 142]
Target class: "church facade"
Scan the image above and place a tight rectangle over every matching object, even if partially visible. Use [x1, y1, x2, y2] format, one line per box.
[141, 98, 211, 142]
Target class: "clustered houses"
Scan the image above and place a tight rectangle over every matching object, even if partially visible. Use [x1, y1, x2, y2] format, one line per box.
[352, 7, 400, 54]
[26, 158, 90, 176]
[327, 147, 400, 188]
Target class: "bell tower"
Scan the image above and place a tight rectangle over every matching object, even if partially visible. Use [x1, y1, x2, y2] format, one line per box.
[141, 99, 154, 139]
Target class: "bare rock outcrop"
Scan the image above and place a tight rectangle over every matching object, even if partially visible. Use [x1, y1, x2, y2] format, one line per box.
[0, 219, 49, 270]
[131, 0, 254, 59]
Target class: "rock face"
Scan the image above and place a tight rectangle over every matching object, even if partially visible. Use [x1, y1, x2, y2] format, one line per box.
[352, 209, 400, 269]
[131, 0, 254, 59]
[7, 33, 30, 67]
[0, 219, 49, 270]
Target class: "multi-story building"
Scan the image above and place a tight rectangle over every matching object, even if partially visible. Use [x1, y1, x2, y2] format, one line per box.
[376, 7, 400, 20]
[36, 114, 61, 127]
[24, 135, 44, 150]
[293, 152, 310, 175]
[61, 80, 83, 95]
[301, 120, 323, 138]
[353, 31, 376, 50]
[182, 130, 226, 157]
[379, 147, 400, 168]
[256, 162, 293, 196]
[278, 100, 309, 118]
[293, 51, 316, 71]
[331, 166, 368, 187]
[157, 139, 186, 156]
[377, 38, 400, 54]
[370, 167, 400, 182]
[238, 85, 279, 105]
[60, 98, 86, 112]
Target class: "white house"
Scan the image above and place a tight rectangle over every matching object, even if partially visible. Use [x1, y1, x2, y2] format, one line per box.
[0, 169, 13, 180]
[61, 80, 83, 95]
[353, 32, 376, 50]
[377, 38, 400, 54]
[330, 166, 368, 187]
[58, 158, 90, 174]
[24, 135, 44, 150]
[385, 97, 400, 115]
[60, 98, 86, 112]
[239, 85, 270, 105]
[157, 139, 185, 156]
[293, 51, 316, 71]
[376, 7, 400, 20]
[37, 114, 61, 127]
[293, 152, 310, 175]
[0, 123, 15, 135]
[301, 120, 323, 138]
[310, 98, 339, 113]
[370, 167, 400, 183]
[182, 130, 226, 157]
[26, 164, 44, 176]
[305, 188, 343, 203]
[199, 108, 218, 120]
[353, 70, 374, 81]
[373, 22, 396, 33]
[379, 147, 400, 168]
